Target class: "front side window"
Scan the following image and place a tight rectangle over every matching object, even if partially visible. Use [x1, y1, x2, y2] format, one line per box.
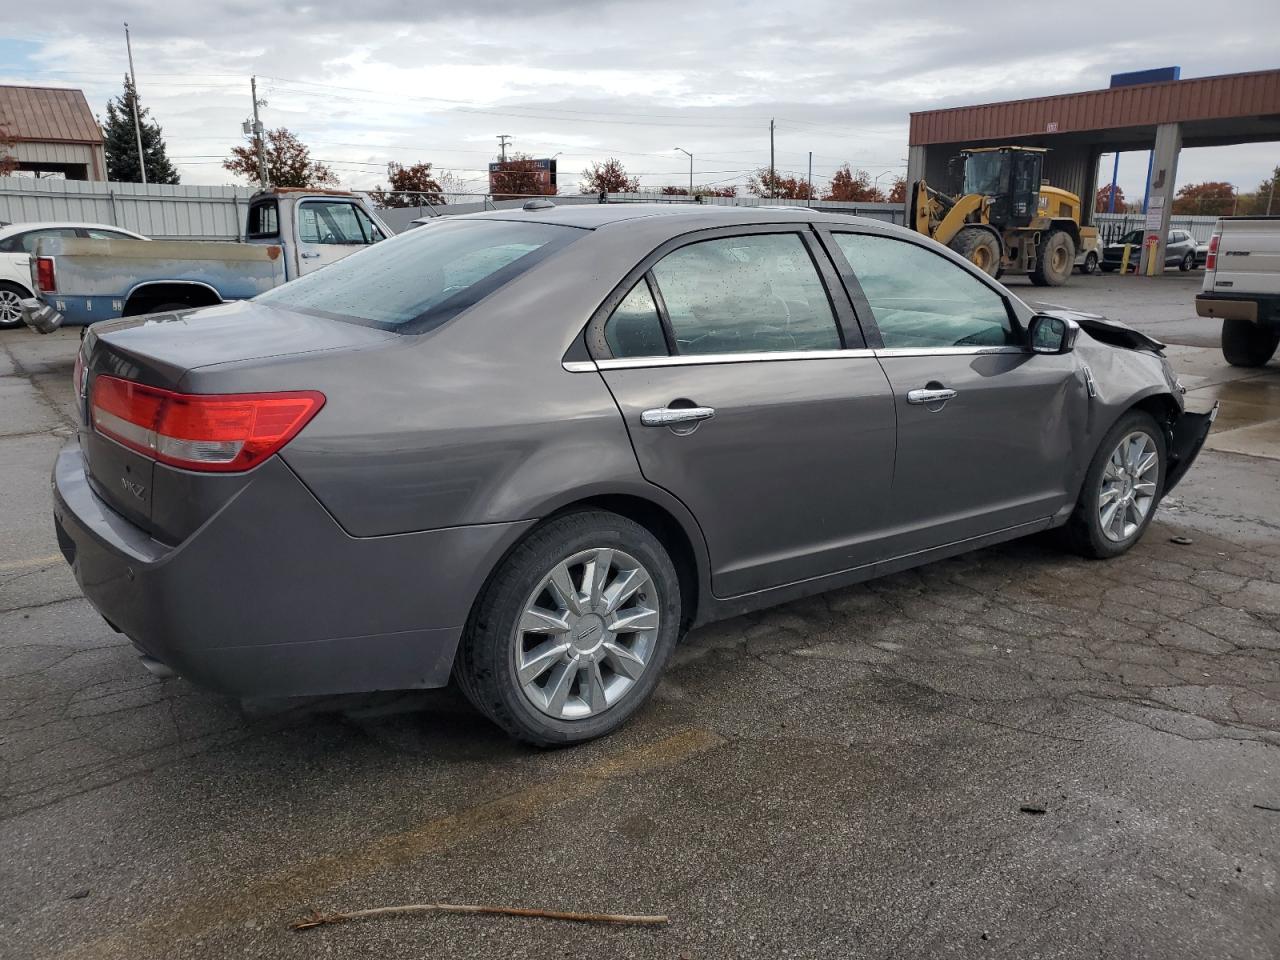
[257, 219, 579, 331]
[604, 278, 668, 358]
[297, 201, 380, 245]
[650, 233, 841, 355]
[834, 233, 1015, 349]
[247, 201, 279, 239]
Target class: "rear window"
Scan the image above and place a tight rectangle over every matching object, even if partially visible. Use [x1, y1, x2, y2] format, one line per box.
[257, 219, 580, 332]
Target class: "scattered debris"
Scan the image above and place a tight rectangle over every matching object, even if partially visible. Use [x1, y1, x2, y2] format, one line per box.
[66, 889, 89, 900]
[1169, 536, 1194, 545]
[291, 902, 669, 931]
[1018, 805, 1047, 816]
[1253, 804, 1280, 813]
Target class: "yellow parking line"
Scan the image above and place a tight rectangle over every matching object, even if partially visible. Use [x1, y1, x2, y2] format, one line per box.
[0, 554, 61, 573]
[57, 726, 725, 959]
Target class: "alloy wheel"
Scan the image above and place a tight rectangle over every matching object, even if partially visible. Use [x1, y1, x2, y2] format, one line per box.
[1098, 431, 1160, 542]
[513, 547, 659, 720]
[0, 290, 22, 325]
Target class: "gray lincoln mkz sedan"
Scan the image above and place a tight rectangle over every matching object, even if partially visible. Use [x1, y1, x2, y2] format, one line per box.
[49, 203, 1215, 746]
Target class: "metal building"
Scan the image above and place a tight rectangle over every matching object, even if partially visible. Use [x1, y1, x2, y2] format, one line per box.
[906, 69, 1280, 274]
[0, 85, 107, 182]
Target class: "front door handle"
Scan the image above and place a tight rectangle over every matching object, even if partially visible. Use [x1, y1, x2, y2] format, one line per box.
[300, 251, 321, 259]
[906, 388, 957, 405]
[641, 406, 716, 427]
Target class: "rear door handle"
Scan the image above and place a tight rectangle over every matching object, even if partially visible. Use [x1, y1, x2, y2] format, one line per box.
[906, 388, 957, 405]
[641, 406, 716, 426]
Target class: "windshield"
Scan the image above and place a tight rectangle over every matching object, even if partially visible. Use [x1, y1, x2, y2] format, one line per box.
[257, 219, 581, 331]
[963, 153, 1007, 196]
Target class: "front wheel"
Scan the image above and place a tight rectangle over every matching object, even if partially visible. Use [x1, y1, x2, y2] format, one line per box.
[1030, 229, 1075, 286]
[455, 510, 681, 746]
[1179, 252, 1195, 272]
[1063, 410, 1166, 559]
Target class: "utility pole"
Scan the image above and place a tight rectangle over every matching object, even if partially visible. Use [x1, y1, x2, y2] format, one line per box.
[250, 76, 268, 186]
[769, 119, 775, 200]
[123, 22, 147, 185]
[1268, 170, 1276, 215]
[675, 147, 693, 197]
[807, 151, 813, 208]
[497, 134, 511, 162]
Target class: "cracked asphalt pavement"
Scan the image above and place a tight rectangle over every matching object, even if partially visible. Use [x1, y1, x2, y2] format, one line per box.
[2, 272, 1279, 959]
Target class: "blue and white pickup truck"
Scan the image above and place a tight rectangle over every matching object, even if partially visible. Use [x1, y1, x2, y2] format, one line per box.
[21, 188, 391, 332]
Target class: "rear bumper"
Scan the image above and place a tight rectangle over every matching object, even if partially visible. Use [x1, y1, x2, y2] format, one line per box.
[1164, 403, 1219, 494]
[1196, 293, 1278, 326]
[52, 440, 534, 698]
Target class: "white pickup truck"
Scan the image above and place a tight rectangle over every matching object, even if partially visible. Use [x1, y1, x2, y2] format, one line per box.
[21, 188, 391, 332]
[1195, 216, 1280, 367]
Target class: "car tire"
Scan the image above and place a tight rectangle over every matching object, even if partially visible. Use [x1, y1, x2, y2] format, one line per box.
[1179, 252, 1195, 272]
[1079, 251, 1099, 275]
[1029, 229, 1075, 286]
[1063, 410, 1167, 560]
[455, 509, 681, 747]
[0, 282, 30, 329]
[1221, 318, 1280, 368]
[1099, 263, 1115, 273]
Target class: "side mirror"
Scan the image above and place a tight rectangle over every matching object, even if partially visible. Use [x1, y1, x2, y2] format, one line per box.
[1029, 314, 1080, 355]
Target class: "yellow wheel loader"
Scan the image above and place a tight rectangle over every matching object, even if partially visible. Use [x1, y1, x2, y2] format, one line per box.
[910, 146, 1098, 287]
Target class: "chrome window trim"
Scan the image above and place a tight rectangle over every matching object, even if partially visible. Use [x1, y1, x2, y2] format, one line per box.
[873, 345, 1027, 358]
[562, 360, 600, 373]
[564, 345, 1028, 372]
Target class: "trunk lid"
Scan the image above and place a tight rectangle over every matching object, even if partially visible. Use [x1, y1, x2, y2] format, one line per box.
[81, 300, 395, 539]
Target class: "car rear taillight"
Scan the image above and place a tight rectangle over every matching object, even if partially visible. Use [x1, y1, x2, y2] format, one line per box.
[35, 256, 56, 293]
[91, 376, 325, 473]
[1205, 233, 1220, 271]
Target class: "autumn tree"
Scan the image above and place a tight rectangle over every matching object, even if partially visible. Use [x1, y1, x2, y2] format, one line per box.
[102, 76, 180, 184]
[1095, 184, 1126, 213]
[370, 161, 445, 207]
[749, 168, 816, 200]
[886, 176, 907, 204]
[0, 117, 16, 176]
[823, 165, 885, 202]
[1172, 181, 1236, 215]
[580, 157, 640, 194]
[223, 127, 337, 188]
[490, 152, 552, 201]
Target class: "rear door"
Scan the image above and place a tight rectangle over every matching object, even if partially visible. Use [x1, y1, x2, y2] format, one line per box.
[826, 228, 1082, 555]
[592, 225, 898, 598]
[294, 199, 384, 276]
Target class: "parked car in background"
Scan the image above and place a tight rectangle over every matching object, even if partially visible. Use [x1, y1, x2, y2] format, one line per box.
[1195, 240, 1209, 266]
[1100, 229, 1199, 273]
[1075, 232, 1101, 274]
[47, 204, 1215, 746]
[1196, 216, 1280, 367]
[0, 222, 148, 328]
[18, 189, 390, 331]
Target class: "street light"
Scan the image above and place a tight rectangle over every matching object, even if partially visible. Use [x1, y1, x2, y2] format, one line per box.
[674, 147, 693, 197]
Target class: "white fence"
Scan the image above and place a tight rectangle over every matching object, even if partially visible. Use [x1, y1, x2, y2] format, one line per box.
[1093, 212, 1221, 244]
[0, 177, 256, 240]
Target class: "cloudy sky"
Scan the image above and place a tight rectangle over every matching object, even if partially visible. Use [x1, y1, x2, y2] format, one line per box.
[2, 1, 1278, 200]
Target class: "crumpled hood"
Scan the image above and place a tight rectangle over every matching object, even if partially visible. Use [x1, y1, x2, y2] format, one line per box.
[1030, 304, 1166, 353]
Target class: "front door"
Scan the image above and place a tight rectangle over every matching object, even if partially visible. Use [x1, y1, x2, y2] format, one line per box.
[294, 199, 383, 276]
[828, 229, 1084, 555]
[594, 229, 898, 598]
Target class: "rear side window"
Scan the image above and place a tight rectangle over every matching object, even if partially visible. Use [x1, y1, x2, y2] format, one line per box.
[247, 201, 279, 239]
[650, 233, 841, 355]
[256, 219, 580, 331]
[604, 279, 668, 358]
[83, 228, 140, 241]
[834, 233, 1015, 349]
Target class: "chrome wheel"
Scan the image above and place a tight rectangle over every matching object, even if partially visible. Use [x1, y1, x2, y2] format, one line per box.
[1098, 431, 1160, 542]
[0, 289, 23, 326]
[514, 547, 659, 721]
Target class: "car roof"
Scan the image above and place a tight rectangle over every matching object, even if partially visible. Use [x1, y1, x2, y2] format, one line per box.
[0, 221, 148, 239]
[451, 202, 892, 231]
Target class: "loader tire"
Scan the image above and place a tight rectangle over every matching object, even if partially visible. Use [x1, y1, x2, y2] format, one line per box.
[1030, 229, 1075, 287]
[949, 227, 1001, 277]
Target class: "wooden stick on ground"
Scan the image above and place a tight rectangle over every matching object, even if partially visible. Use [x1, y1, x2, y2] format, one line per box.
[291, 902, 669, 931]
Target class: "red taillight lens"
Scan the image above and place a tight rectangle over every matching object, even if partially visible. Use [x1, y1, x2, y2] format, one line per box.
[1206, 233, 1220, 271]
[91, 376, 325, 473]
[36, 256, 56, 293]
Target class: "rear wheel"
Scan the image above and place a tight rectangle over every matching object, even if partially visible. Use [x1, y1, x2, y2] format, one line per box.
[1179, 252, 1195, 272]
[1063, 410, 1166, 559]
[949, 227, 1001, 277]
[1079, 251, 1099, 275]
[1221, 318, 1280, 368]
[0, 282, 28, 329]
[1029, 229, 1075, 286]
[455, 509, 681, 746]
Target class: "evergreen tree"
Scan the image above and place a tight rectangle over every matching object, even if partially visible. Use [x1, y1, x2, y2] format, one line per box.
[102, 76, 180, 184]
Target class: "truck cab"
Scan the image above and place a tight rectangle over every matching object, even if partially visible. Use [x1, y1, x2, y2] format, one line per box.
[243, 189, 389, 280]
